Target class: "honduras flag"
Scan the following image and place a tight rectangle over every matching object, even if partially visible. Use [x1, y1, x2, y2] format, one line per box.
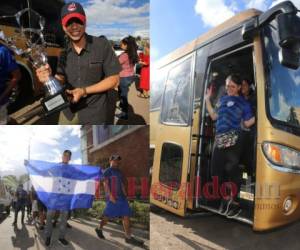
[25, 160, 101, 211]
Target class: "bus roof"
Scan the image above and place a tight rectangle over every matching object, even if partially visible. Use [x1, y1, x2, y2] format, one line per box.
[155, 9, 262, 68]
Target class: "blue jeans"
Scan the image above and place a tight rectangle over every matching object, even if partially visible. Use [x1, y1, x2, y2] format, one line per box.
[14, 203, 25, 223]
[118, 76, 134, 114]
[45, 210, 68, 238]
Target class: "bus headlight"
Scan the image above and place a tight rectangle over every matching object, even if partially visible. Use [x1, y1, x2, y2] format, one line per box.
[283, 197, 293, 213]
[262, 142, 300, 171]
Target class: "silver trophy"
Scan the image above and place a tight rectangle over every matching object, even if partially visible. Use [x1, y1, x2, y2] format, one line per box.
[0, 8, 69, 116]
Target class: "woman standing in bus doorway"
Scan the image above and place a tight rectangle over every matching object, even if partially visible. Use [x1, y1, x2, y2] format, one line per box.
[138, 42, 150, 98]
[116, 36, 139, 120]
[205, 74, 255, 218]
[240, 79, 256, 176]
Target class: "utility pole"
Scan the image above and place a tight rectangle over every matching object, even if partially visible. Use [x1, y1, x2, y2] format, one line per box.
[27, 132, 34, 191]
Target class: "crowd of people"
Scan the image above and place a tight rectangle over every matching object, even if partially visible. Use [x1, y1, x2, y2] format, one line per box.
[11, 150, 144, 247]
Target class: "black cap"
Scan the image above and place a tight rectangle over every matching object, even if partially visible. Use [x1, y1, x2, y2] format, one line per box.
[61, 2, 86, 27]
[109, 154, 121, 161]
[63, 150, 72, 156]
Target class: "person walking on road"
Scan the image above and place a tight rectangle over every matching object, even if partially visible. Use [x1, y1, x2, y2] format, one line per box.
[12, 184, 27, 226]
[95, 154, 144, 247]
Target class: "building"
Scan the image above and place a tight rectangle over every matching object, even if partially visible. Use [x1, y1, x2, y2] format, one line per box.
[80, 125, 149, 200]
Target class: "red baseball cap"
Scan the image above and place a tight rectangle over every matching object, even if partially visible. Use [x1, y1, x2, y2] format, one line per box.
[61, 2, 86, 27]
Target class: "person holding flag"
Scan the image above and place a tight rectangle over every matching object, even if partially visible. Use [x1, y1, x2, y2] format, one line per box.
[25, 149, 101, 247]
[43, 150, 72, 246]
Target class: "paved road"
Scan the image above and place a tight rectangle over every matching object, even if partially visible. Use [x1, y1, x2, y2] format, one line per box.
[0, 211, 149, 250]
[150, 209, 300, 250]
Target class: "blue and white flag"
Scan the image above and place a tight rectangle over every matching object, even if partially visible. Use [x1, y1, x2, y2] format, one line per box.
[25, 160, 101, 211]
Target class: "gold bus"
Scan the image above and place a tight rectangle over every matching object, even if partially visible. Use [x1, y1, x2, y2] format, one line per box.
[150, 1, 300, 231]
[0, 0, 64, 113]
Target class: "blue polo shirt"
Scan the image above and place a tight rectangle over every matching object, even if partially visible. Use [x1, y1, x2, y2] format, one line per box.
[102, 167, 126, 200]
[216, 95, 253, 134]
[0, 44, 18, 105]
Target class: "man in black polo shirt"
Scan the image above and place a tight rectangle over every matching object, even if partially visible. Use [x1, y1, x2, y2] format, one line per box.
[36, 2, 121, 124]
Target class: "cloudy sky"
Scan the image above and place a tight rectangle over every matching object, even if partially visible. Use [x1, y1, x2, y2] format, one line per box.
[151, 0, 300, 62]
[0, 126, 81, 177]
[65, 0, 149, 40]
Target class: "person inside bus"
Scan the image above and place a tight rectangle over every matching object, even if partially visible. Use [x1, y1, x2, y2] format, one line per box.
[241, 78, 256, 113]
[205, 74, 255, 217]
[240, 78, 256, 176]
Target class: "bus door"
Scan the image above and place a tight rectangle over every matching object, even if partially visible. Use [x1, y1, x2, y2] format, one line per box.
[194, 43, 257, 216]
[151, 53, 196, 216]
[186, 46, 210, 210]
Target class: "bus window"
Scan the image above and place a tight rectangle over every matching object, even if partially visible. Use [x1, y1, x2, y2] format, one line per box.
[160, 56, 193, 125]
[195, 47, 209, 101]
[150, 67, 168, 111]
[159, 143, 183, 190]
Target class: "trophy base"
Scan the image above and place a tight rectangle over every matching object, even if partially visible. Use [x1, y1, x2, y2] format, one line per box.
[41, 89, 70, 117]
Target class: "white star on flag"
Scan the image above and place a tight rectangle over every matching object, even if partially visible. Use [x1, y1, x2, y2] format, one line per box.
[55, 178, 75, 194]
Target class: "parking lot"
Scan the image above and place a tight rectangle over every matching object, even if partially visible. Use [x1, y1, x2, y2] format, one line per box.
[150, 208, 300, 250]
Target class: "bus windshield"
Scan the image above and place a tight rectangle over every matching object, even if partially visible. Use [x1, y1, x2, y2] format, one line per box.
[263, 22, 300, 131]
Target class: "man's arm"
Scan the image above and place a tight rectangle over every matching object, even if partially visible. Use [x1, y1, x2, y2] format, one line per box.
[103, 178, 116, 203]
[65, 36, 121, 103]
[0, 68, 21, 104]
[66, 74, 120, 103]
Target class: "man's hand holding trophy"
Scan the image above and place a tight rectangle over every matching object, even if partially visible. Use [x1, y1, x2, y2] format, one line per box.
[33, 49, 70, 116]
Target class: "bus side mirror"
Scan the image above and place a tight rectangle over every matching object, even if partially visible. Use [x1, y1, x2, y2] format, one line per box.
[276, 13, 300, 69]
[242, 18, 258, 41]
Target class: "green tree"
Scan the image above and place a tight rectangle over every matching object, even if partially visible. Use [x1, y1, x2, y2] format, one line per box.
[2, 175, 18, 189]
[2, 174, 29, 190]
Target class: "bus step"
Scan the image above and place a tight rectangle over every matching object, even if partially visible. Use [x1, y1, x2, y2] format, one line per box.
[192, 134, 212, 139]
[185, 211, 212, 218]
[191, 153, 211, 158]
